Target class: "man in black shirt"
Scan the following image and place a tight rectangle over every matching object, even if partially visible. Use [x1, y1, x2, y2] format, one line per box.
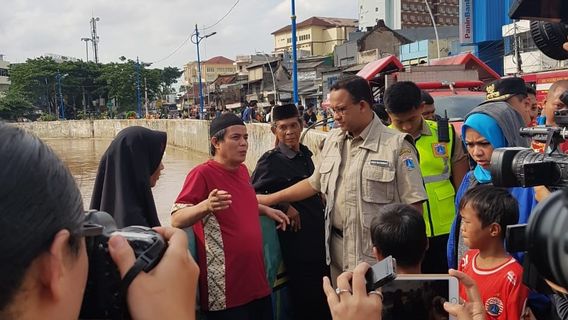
[251, 104, 330, 320]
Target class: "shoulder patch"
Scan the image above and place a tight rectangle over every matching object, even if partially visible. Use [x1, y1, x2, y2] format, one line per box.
[400, 151, 416, 171]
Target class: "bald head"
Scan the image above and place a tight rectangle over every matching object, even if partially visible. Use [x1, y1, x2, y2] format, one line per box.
[544, 80, 568, 126]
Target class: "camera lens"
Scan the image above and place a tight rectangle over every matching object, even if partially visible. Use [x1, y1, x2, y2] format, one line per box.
[530, 21, 568, 61]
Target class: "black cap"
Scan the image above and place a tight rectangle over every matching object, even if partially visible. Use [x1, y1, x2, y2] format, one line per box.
[484, 77, 527, 102]
[272, 104, 299, 122]
[421, 90, 434, 104]
[210, 113, 244, 137]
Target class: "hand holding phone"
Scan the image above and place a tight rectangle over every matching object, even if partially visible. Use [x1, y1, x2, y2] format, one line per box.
[365, 255, 397, 292]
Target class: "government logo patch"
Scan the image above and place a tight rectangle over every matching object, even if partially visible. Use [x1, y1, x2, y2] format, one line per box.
[485, 297, 504, 317]
[432, 143, 448, 158]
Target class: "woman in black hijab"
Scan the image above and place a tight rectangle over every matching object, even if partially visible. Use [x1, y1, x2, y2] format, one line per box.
[90, 126, 167, 228]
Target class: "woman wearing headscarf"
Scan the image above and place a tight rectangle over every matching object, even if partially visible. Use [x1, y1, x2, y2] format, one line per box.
[447, 102, 536, 269]
[90, 126, 167, 228]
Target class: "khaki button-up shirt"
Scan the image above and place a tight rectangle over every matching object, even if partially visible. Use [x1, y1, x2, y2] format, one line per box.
[309, 116, 427, 270]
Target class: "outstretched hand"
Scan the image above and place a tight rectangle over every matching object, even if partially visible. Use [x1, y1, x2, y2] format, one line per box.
[207, 189, 231, 213]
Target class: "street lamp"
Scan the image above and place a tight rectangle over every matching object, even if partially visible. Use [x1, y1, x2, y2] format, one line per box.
[256, 51, 279, 104]
[424, 0, 440, 60]
[191, 25, 216, 120]
[55, 72, 68, 120]
[81, 37, 91, 62]
[290, 0, 299, 104]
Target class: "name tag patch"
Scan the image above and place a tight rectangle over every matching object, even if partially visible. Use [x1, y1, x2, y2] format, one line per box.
[370, 159, 390, 167]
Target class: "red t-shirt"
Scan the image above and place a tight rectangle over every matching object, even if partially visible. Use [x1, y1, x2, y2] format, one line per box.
[459, 249, 529, 320]
[175, 160, 270, 311]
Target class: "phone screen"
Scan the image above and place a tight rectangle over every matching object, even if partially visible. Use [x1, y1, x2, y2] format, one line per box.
[381, 279, 452, 320]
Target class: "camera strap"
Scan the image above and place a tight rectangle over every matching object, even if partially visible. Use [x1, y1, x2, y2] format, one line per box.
[120, 258, 148, 298]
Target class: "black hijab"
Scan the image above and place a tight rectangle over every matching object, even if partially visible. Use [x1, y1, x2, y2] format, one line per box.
[90, 126, 167, 228]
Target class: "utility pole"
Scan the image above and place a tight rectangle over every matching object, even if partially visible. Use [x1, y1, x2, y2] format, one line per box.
[144, 77, 149, 117]
[191, 25, 216, 119]
[56, 72, 65, 119]
[81, 37, 91, 62]
[136, 57, 142, 118]
[291, 0, 299, 104]
[90, 17, 100, 63]
[513, 20, 523, 74]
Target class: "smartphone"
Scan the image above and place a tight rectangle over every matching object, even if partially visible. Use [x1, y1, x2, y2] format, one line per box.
[365, 256, 397, 292]
[380, 274, 459, 320]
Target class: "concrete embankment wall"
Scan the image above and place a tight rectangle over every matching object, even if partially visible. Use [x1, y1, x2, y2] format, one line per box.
[13, 120, 328, 169]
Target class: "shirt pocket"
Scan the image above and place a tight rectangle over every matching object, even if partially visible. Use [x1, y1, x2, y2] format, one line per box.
[362, 166, 395, 204]
[319, 159, 334, 194]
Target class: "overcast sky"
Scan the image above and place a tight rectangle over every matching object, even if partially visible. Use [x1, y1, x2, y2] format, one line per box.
[1, 0, 358, 73]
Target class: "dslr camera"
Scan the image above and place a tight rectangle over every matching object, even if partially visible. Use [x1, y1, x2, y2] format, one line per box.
[79, 211, 167, 320]
[509, 0, 568, 60]
[491, 91, 568, 190]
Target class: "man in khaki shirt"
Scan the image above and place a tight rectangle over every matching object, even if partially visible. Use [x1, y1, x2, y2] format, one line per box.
[258, 75, 427, 281]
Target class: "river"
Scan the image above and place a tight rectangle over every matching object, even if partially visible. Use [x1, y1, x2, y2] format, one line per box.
[45, 138, 208, 227]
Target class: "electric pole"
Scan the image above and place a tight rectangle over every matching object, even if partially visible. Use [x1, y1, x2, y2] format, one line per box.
[513, 20, 523, 74]
[90, 17, 100, 63]
[81, 37, 91, 62]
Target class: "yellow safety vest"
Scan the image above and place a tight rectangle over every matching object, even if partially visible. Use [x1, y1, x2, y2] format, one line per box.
[415, 120, 456, 237]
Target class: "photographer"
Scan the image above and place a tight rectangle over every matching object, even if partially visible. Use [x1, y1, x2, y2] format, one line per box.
[0, 124, 198, 319]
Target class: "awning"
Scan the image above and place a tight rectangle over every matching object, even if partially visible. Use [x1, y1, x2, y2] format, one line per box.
[356, 55, 404, 81]
[226, 102, 242, 109]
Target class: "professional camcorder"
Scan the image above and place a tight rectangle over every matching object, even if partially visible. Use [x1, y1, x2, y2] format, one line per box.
[505, 190, 568, 292]
[491, 92, 568, 189]
[79, 211, 167, 320]
[510, 0, 568, 60]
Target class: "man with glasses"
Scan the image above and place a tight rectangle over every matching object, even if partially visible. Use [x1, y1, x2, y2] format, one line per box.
[252, 104, 330, 320]
[258, 75, 427, 282]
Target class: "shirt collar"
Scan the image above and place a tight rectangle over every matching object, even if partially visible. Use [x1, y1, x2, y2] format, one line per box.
[417, 118, 433, 138]
[277, 142, 300, 159]
[347, 115, 374, 141]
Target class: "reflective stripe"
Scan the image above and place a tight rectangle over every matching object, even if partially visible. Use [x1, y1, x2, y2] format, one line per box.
[423, 171, 451, 183]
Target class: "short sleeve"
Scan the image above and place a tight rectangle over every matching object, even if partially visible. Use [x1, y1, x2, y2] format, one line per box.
[396, 139, 428, 204]
[172, 168, 209, 214]
[307, 158, 322, 192]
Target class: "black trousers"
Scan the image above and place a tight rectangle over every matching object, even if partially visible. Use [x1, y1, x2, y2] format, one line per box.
[205, 295, 273, 320]
[421, 234, 450, 274]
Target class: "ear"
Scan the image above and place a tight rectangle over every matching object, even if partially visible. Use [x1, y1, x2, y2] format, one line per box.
[36, 230, 72, 303]
[489, 223, 502, 238]
[373, 246, 384, 261]
[211, 136, 220, 150]
[270, 126, 276, 135]
[418, 102, 425, 113]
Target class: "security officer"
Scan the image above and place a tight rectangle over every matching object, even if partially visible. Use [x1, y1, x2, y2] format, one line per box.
[385, 81, 468, 273]
[251, 104, 330, 320]
[257, 75, 427, 282]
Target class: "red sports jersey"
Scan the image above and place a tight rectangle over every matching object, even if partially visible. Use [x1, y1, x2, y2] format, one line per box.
[174, 160, 271, 311]
[459, 250, 529, 320]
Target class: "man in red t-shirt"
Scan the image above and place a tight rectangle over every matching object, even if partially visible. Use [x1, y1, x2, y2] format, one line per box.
[171, 113, 289, 320]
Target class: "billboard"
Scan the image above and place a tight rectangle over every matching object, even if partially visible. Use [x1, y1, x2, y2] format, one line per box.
[459, 0, 473, 44]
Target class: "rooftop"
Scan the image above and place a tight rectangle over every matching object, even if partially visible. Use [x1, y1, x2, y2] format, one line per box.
[272, 16, 358, 35]
[204, 56, 235, 64]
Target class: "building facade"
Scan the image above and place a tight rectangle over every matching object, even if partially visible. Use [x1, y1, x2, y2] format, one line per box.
[183, 56, 237, 86]
[359, 0, 459, 31]
[272, 17, 358, 56]
[0, 55, 10, 95]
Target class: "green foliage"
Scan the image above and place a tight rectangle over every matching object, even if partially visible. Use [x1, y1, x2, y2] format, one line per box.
[38, 113, 58, 121]
[0, 89, 36, 120]
[7, 57, 181, 120]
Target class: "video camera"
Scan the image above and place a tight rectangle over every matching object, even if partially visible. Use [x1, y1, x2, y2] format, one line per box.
[491, 91, 568, 190]
[510, 0, 568, 60]
[79, 211, 167, 320]
[505, 190, 568, 292]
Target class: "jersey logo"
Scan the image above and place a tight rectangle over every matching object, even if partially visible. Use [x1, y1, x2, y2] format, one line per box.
[485, 297, 504, 317]
[432, 143, 448, 158]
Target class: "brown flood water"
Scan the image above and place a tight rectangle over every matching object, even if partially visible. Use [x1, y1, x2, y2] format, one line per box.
[45, 139, 208, 227]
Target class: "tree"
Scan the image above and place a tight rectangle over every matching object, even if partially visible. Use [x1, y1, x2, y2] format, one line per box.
[0, 89, 36, 120]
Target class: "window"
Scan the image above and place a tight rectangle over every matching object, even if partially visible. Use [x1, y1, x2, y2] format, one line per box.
[206, 67, 214, 72]
[0, 68, 8, 77]
[375, 7, 378, 12]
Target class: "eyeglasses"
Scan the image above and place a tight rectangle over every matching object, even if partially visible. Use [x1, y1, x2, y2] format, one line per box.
[329, 105, 350, 116]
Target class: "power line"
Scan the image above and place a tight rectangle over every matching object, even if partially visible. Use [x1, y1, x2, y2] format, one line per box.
[149, 0, 240, 65]
[202, 0, 240, 30]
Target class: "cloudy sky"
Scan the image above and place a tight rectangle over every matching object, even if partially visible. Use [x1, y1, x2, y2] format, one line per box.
[1, 0, 358, 71]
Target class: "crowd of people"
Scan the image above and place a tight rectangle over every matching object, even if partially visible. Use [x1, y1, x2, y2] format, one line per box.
[2, 65, 568, 320]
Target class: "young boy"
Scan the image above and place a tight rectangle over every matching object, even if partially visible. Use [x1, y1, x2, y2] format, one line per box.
[458, 185, 529, 319]
[370, 203, 428, 275]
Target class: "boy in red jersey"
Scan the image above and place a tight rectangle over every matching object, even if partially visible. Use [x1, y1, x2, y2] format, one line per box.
[458, 185, 529, 320]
